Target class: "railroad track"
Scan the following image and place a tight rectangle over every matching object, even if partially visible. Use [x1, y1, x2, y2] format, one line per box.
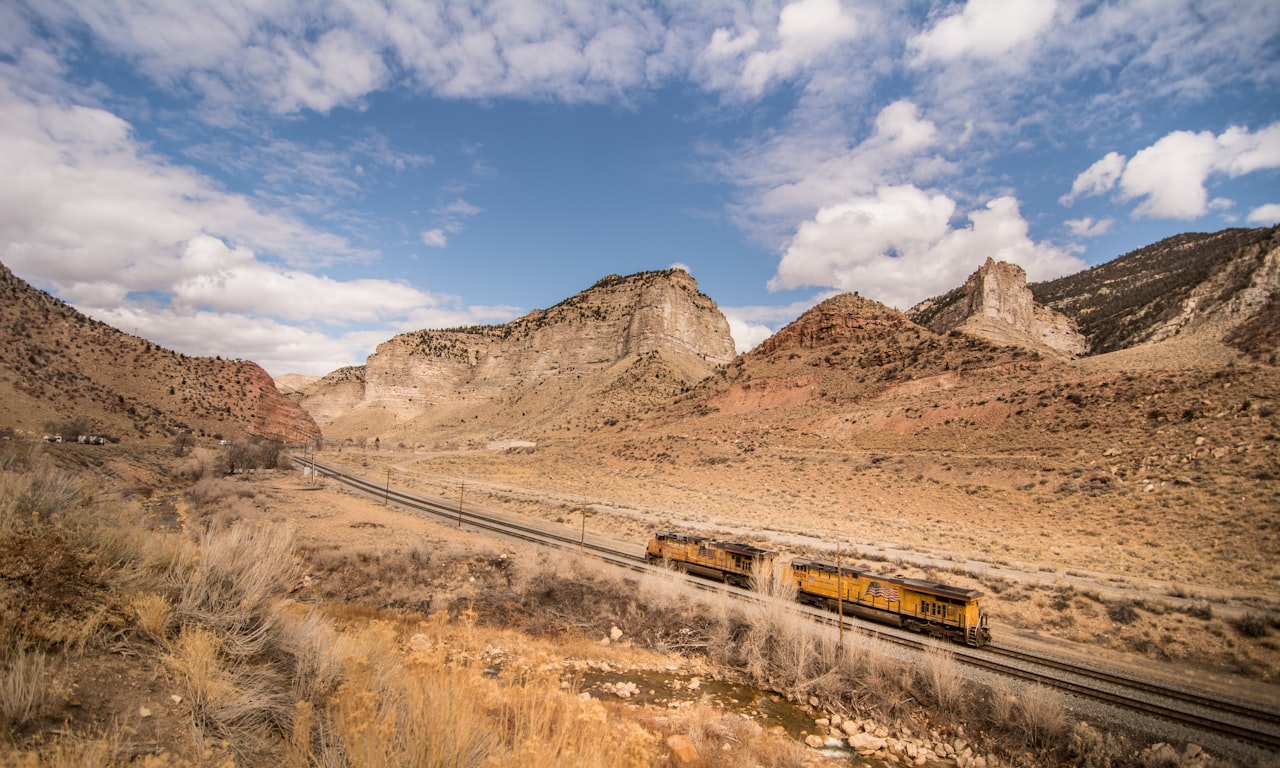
[297, 457, 1280, 752]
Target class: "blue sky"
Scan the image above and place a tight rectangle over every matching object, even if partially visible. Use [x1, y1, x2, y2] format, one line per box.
[1, 1, 1277, 376]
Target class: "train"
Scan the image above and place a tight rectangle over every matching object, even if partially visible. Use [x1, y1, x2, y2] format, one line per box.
[646, 531, 991, 647]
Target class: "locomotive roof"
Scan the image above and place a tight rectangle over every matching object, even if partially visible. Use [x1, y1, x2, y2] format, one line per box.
[652, 530, 708, 544]
[790, 557, 862, 577]
[894, 577, 985, 601]
[712, 541, 778, 557]
[652, 531, 776, 557]
[791, 558, 984, 601]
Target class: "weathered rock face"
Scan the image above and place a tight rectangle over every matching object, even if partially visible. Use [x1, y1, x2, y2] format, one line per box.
[293, 366, 366, 423]
[305, 269, 736, 435]
[910, 258, 1087, 357]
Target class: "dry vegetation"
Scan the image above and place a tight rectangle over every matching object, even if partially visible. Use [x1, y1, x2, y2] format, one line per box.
[2, 442, 1271, 767]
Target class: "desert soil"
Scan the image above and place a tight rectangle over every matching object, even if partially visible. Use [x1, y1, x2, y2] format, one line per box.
[305, 441, 1280, 707]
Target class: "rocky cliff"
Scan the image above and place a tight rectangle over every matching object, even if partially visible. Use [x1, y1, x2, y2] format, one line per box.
[304, 269, 736, 441]
[909, 258, 1087, 357]
[0, 261, 320, 443]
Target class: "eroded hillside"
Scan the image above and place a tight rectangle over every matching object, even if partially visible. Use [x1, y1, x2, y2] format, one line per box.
[0, 262, 318, 443]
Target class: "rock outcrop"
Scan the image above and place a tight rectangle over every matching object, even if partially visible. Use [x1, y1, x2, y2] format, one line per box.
[304, 269, 736, 440]
[909, 258, 1086, 357]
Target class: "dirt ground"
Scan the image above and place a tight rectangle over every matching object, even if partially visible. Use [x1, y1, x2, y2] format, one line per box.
[305, 443, 1280, 706]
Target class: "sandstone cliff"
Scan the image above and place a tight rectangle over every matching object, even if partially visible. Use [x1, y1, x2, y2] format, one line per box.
[0, 261, 320, 443]
[304, 269, 736, 442]
[909, 258, 1086, 357]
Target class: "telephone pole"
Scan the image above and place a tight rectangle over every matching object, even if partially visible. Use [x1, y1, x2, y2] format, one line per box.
[836, 544, 845, 652]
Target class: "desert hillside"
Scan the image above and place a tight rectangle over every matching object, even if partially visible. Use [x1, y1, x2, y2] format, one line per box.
[291, 228, 1279, 684]
[0, 262, 319, 444]
[1031, 227, 1280, 354]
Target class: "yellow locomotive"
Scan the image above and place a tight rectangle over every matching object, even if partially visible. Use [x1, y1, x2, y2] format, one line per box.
[788, 558, 991, 647]
[645, 531, 777, 588]
[645, 532, 991, 647]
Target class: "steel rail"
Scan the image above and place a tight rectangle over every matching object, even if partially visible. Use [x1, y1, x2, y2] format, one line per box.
[296, 456, 1280, 750]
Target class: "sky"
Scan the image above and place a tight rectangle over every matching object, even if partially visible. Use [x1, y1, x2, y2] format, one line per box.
[1, 1, 1278, 377]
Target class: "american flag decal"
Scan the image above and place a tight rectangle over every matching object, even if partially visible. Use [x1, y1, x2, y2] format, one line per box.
[865, 581, 900, 603]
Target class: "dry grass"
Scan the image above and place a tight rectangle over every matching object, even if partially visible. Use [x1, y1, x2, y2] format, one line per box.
[0, 448, 1232, 767]
[0, 650, 48, 727]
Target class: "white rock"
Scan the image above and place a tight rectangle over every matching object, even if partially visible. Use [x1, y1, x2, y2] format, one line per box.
[610, 626, 623, 641]
[848, 733, 886, 753]
[805, 734, 825, 749]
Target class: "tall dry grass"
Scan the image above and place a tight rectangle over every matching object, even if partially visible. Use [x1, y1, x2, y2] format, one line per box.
[327, 618, 656, 768]
[174, 522, 299, 659]
[0, 649, 48, 726]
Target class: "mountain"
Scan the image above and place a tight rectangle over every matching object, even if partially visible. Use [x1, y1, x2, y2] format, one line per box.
[0, 262, 319, 443]
[688, 292, 1041, 418]
[1030, 226, 1280, 354]
[299, 269, 736, 443]
[909, 258, 1086, 357]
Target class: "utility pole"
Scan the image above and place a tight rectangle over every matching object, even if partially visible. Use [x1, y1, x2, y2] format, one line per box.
[384, 468, 390, 505]
[580, 507, 588, 553]
[836, 544, 845, 652]
[457, 482, 465, 527]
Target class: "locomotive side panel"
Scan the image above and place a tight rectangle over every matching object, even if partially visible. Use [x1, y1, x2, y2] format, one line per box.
[790, 558, 991, 646]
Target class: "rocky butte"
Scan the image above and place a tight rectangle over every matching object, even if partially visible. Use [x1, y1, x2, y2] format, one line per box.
[303, 268, 736, 442]
[908, 257, 1087, 357]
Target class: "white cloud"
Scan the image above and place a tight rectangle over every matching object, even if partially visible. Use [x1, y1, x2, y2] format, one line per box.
[698, 0, 861, 98]
[771, 188, 1083, 309]
[0, 68, 517, 376]
[1064, 217, 1113, 238]
[721, 294, 836, 353]
[909, 0, 1057, 64]
[421, 229, 448, 248]
[0, 73, 363, 289]
[723, 99, 948, 242]
[1118, 130, 1219, 219]
[1121, 124, 1280, 219]
[169, 237, 438, 323]
[1248, 204, 1280, 224]
[1063, 123, 1280, 219]
[1061, 152, 1125, 205]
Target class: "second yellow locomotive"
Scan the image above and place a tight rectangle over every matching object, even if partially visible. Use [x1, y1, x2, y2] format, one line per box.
[788, 558, 990, 646]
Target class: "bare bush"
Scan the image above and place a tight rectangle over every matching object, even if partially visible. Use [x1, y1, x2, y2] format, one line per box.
[921, 647, 965, 716]
[1016, 684, 1069, 752]
[175, 522, 299, 659]
[165, 624, 293, 748]
[0, 649, 48, 726]
[0, 463, 85, 532]
[750, 559, 797, 601]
